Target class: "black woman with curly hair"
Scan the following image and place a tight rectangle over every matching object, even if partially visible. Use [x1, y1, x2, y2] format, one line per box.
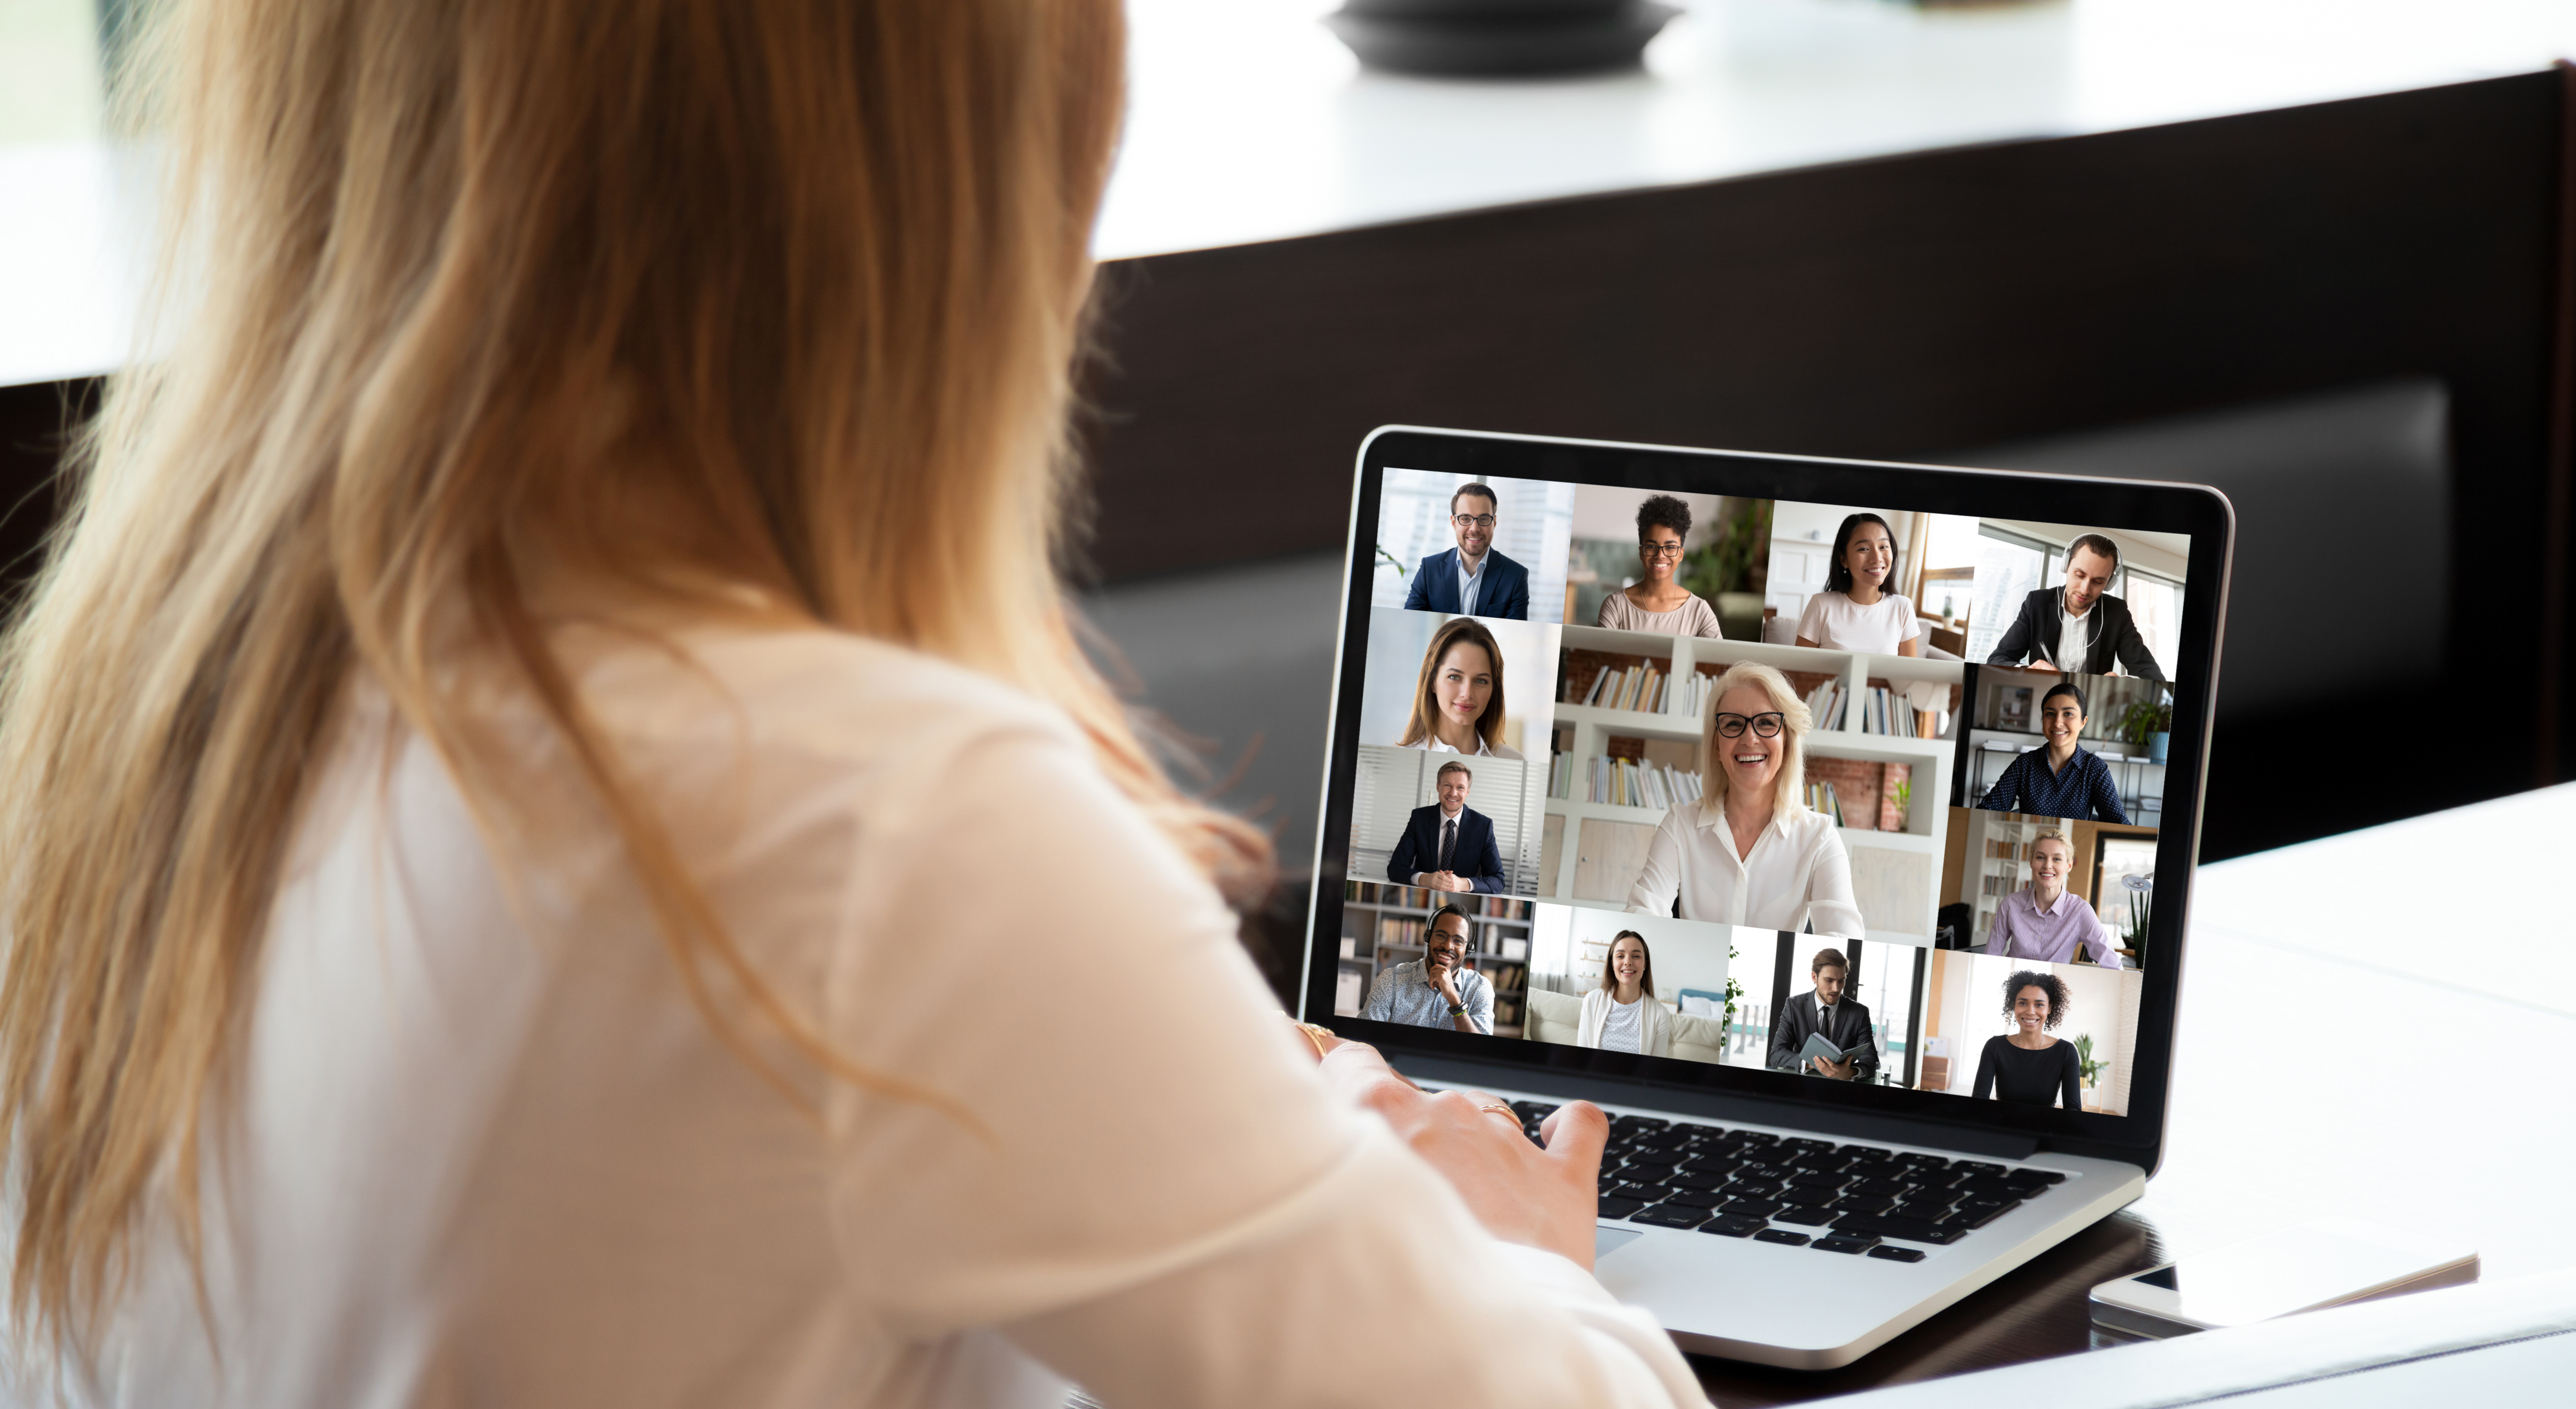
[1971, 971, 2083, 1109]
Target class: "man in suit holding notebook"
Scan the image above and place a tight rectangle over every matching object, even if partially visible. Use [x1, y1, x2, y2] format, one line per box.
[1403, 482, 1531, 619]
[1388, 760, 1507, 894]
[1767, 948, 1878, 1081]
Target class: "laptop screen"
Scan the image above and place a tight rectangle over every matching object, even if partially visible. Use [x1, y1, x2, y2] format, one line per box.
[1307, 429, 2231, 1157]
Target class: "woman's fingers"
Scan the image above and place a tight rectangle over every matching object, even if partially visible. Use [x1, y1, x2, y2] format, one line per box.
[1536, 1099, 1608, 1175]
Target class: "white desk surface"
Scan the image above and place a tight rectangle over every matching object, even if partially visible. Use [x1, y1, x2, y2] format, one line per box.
[2133, 780, 2576, 1286]
[6, 0, 2575, 387]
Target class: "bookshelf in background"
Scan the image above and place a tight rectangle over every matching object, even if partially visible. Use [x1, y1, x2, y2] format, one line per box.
[1541, 625, 1962, 943]
[1338, 881, 1533, 1036]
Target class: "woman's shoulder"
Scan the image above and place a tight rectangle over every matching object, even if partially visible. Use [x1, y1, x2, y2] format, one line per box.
[572, 622, 1083, 771]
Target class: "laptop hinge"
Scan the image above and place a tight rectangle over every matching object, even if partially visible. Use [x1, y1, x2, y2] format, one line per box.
[1394, 1054, 2042, 1163]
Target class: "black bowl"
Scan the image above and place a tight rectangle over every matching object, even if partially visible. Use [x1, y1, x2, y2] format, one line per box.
[1325, 2, 1680, 78]
[1340, 0, 1630, 17]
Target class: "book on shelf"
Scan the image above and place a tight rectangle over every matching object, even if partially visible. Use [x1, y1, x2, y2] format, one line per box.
[1580, 663, 1668, 714]
[1804, 779, 1846, 827]
[1805, 677, 1846, 731]
[1375, 915, 1425, 948]
[1582, 755, 1703, 810]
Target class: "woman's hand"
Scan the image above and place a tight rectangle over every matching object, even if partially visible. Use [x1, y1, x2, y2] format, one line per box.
[1315, 1041, 1608, 1270]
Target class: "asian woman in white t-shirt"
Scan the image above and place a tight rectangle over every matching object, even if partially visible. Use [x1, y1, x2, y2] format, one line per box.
[1794, 512, 1925, 657]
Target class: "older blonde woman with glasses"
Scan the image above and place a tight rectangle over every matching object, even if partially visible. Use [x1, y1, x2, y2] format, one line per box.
[0, 2, 1700, 1406]
[1624, 663, 1864, 933]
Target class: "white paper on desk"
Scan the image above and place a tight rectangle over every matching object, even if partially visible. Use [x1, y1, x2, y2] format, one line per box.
[1814, 1268, 2576, 1409]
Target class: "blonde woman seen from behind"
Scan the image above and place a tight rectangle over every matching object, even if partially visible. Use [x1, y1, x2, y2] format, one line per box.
[1625, 663, 1864, 934]
[0, 3, 1700, 1406]
[1577, 932, 1673, 1057]
[1396, 616, 1525, 759]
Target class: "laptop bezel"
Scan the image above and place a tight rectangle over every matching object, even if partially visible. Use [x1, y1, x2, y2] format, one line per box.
[1298, 426, 2235, 1175]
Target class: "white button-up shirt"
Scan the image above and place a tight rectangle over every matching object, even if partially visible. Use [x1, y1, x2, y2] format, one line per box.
[1623, 797, 1864, 935]
[1456, 551, 1488, 616]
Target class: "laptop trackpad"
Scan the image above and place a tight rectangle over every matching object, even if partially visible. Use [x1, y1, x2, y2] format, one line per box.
[1595, 1226, 1645, 1261]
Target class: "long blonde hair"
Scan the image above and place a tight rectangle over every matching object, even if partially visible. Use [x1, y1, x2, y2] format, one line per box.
[1697, 661, 1812, 818]
[1398, 616, 1509, 753]
[0, 0, 1263, 1350]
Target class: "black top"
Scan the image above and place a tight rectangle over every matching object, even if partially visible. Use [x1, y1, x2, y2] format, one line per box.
[1971, 1035, 2083, 1109]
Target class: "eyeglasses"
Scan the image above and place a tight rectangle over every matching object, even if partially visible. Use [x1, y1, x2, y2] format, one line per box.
[1639, 542, 1685, 560]
[1451, 514, 1497, 530]
[1713, 711, 1787, 738]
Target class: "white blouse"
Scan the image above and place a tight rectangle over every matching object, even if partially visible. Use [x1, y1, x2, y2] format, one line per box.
[1624, 798, 1865, 936]
[1794, 590, 1922, 655]
[43, 625, 1699, 1409]
[1402, 733, 1525, 761]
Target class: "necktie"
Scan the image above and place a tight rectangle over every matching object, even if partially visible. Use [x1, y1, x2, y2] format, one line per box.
[1439, 818, 1456, 871]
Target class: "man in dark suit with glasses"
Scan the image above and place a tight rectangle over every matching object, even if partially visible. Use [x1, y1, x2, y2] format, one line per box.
[1403, 482, 1531, 619]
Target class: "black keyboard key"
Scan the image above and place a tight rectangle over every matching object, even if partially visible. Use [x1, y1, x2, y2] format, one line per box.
[1597, 1195, 1647, 1220]
[1850, 1177, 1910, 1199]
[1868, 1245, 1928, 1263]
[1837, 1144, 1890, 1162]
[1812, 1235, 1878, 1254]
[1954, 1177, 2021, 1201]
[2004, 1170, 2062, 1192]
[1833, 1214, 1964, 1245]
[1735, 1131, 1781, 1146]
[1754, 1229, 1811, 1246]
[1902, 1166, 1963, 1189]
[1788, 1172, 1847, 1190]
[1832, 1195, 1896, 1215]
[1611, 1115, 1671, 1136]
[1777, 1186, 1838, 1208]
[1611, 1182, 1670, 1203]
[1893, 1152, 1949, 1168]
[1665, 1169, 1727, 1192]
[1950, 1160, 2006, 1177]
[1630, 1203, 1709, 1230]
[1774, 1205, 1839, 1227]
[1639, 1127, 1697, 1150]
[1946, 1199, 2020, 1231]
[1597, 1171, 1627, 1193]
[1700, 1214, 1768, 1238]
[1664, 1187, 1727, 1209]
[1720, 1198, 1784, 1220]
[1892, 1201, 1955, 1223]
[1782, 1137, 1834, 1154]
[1624, 1149, 1685, 1170]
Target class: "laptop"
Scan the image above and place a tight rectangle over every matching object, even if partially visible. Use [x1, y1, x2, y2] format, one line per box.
[1299, 427, 2232, 1369]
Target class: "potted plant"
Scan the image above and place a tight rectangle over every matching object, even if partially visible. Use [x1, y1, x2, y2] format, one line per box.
[2073, 1033, 2106, 1091]
[2121, 873, 2153, 966]
[2118, 692, 2173, 765]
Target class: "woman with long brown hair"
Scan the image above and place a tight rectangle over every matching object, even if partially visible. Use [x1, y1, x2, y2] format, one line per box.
[0, 1, 1697, 1404]
[1394, 616, 1523, 758]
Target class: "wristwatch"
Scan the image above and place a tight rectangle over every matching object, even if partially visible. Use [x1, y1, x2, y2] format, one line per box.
[1448, 1003, 1468, 1017]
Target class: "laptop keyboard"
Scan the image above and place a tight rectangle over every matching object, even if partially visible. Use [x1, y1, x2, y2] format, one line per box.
[1511, 1102, 2065, 1259]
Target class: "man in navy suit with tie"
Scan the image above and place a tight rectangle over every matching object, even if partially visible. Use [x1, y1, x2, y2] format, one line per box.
[1388, 761, 1507, 894]
[1402, 482, 1532, 620]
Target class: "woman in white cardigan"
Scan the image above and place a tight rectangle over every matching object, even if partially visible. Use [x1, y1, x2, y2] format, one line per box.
[1577, 932, 1675, 1057]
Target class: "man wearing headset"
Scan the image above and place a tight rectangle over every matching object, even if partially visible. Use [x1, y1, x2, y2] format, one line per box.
[1984, 533, 2166, 680]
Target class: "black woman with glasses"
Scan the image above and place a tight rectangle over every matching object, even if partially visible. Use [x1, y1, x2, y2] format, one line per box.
[1595, 494, 1723, 637]
[1624, 662, 1864, 933]
[1402, 481, 1532, 619]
